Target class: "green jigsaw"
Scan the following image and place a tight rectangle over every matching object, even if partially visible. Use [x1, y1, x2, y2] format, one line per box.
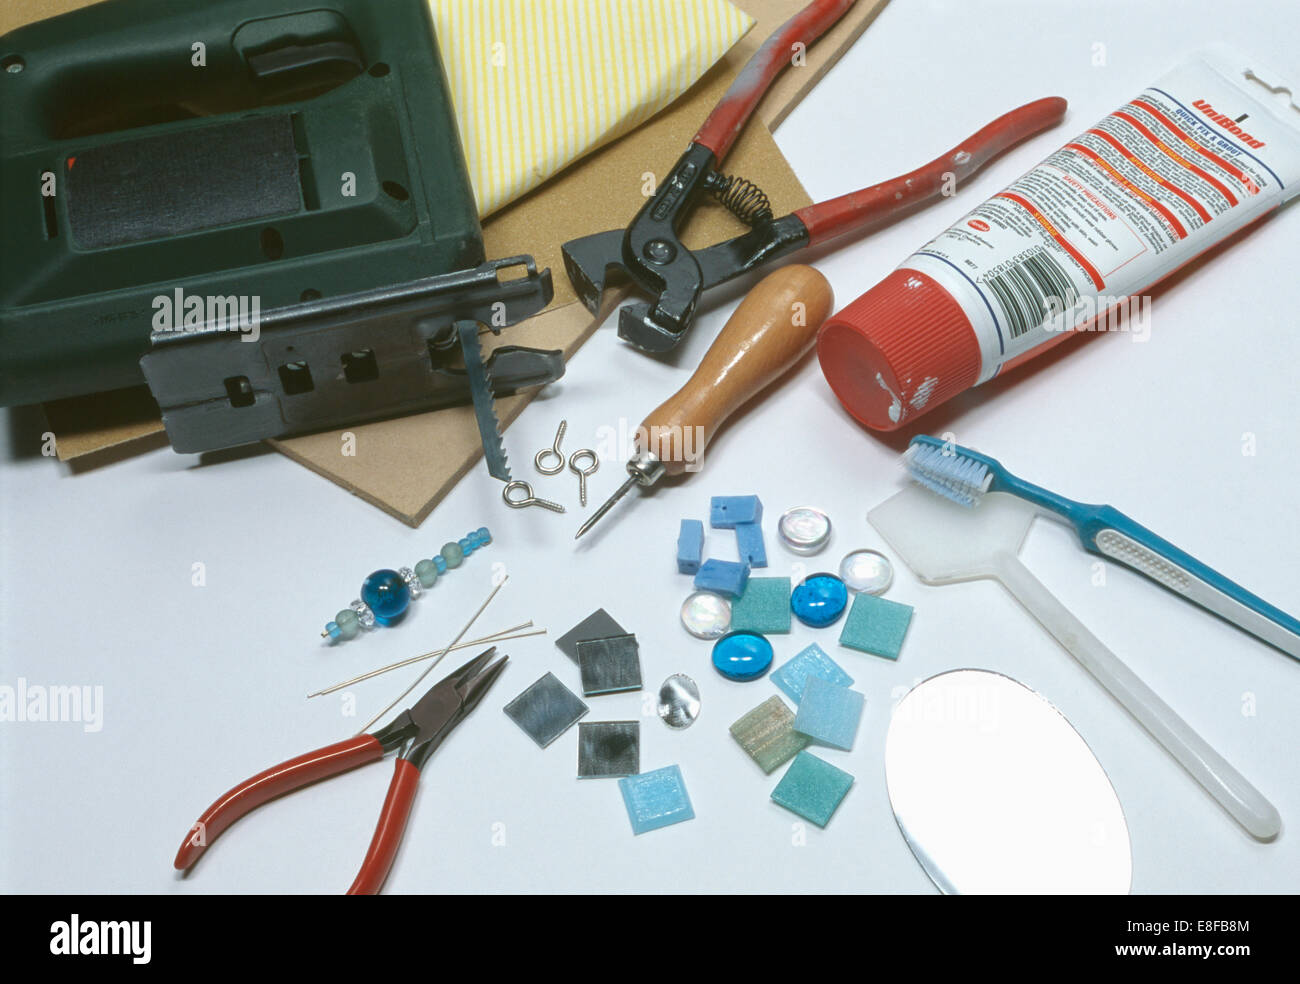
[0, 0, 561, 478]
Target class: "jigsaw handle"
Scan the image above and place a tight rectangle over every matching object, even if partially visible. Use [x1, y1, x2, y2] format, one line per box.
[694, 0, 856, 160]
[640, 265, 833, 476]
[794, 97, 1068, 246]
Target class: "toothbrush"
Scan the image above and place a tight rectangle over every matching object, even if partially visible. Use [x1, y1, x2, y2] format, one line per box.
[904, 435, 1300, 661]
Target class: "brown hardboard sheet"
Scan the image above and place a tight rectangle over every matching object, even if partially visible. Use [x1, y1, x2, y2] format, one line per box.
[18, 0, 888, 521]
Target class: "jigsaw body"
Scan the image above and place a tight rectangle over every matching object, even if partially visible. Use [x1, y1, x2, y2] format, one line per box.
[0, 0, 559, 461]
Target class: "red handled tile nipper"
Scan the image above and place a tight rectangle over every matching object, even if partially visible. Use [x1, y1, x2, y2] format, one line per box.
[561, 0, 1068, 352]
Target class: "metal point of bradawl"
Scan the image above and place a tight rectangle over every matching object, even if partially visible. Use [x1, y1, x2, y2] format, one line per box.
[574, 452, 665, 540]
[574, 474, 639, 540]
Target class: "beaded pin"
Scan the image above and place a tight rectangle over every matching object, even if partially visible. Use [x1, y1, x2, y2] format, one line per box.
[321, 528, 492, 642]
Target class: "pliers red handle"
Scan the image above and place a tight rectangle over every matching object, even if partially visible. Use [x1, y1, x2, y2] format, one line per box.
[693, 0, 857, 160]
[173, 648, 508, 894]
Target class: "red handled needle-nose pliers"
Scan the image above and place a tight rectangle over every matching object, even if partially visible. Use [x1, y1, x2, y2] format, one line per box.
[173, 648, 508, 894]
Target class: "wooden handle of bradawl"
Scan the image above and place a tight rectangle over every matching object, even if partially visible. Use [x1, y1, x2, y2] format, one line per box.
[640, 265, 834, 477]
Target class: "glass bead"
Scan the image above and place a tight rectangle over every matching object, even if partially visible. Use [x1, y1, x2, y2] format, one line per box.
[350, 600, 376, 629]
[680, 591, 731, 640]
[398, 566, 421, 599]
[778, 506, 832, 554]
[477, 527, 491, 543]
[434, 555, 448, 575]
[839, 549, 894, 595]
[335, 609, 361, 640]
[414, 558, 438, 588]
[325, 621, 341, 640]
[459, 537, 472, 555]
[790, 573, 849, 628]
[360, 569, 411, 627]
[441, 542, 464, 568]
[711, 631, 773, 682]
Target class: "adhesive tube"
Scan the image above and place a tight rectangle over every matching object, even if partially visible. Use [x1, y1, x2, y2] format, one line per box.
[818, 46, 1300, 430]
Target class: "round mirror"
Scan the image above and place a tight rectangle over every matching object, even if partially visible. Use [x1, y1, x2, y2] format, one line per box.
[885, 669, 1131, 894]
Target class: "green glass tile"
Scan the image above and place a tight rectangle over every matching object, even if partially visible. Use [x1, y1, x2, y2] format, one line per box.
[730, 577, 792, 635]
[770, 751, 854, 828]
[839, 592, 913, 660]
[729, 695, 808, 774]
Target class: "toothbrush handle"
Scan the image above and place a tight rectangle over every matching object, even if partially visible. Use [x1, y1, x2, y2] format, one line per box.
[1082, 509, 1300, 661]
[996, 553, 1280, 840]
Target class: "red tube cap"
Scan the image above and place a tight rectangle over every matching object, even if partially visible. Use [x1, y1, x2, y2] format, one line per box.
[817, 269, 981, 431]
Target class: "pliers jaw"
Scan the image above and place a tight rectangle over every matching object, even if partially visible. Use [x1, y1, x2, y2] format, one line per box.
[388, 647, 509, 769]
[616, 269, 702, 354]
[562, 230, 626, 315]
[563, 142, 720, 353]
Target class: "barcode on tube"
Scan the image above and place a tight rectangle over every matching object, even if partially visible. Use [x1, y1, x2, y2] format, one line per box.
[983, 251, 1078, 338]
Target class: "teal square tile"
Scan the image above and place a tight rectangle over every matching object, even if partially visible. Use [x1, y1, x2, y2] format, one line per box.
[770, 751, 854, 828]
[839, 592, 913, 659]
[619, 765, 695, 835]
[793, 676, 864, 750]
[730, 577, 792, 634]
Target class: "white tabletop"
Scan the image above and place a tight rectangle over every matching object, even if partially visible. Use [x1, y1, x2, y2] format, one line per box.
[3, 0, 1298, 893]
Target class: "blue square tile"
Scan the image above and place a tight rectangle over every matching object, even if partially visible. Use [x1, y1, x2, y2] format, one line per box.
[793, 676, 864, 751]
[839, 592, 913, 660]
[770, 643, 854, 703]
[619, 765, 695, 835]
[770, 751, 854, 828]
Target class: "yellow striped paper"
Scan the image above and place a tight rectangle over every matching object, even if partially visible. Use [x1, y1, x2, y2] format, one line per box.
[432, 0, 755, 217]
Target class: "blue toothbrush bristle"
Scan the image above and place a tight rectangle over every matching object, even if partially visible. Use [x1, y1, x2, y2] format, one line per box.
[902, 444, 991, 507]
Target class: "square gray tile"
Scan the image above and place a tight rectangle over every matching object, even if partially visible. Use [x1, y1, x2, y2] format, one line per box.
[577, 720, 640, 778]
[503, 671, 589, 748]
[576, 633, 642, 696]
[555, 608, 628, 664]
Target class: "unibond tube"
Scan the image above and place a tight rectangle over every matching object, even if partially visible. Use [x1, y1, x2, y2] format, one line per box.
[817, 46, 1300, 430]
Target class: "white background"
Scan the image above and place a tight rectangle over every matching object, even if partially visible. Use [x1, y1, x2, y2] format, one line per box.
[3, 0, 1298, 894]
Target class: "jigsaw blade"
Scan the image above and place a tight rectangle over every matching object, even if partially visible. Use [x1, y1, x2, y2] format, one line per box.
[455, 319, 511, 482]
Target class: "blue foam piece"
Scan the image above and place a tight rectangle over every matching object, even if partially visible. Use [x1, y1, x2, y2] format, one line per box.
[734, 522, 767, 568]
[676, 519, 704, 574]
[619, 765, 695, 835]
[770, 751, 854, 828]
[839, 592, 914, 660]
[710, 495, 762, 529]
[694, 559, 750, 598]
[730, 577, 791, 634]
[770, 643, 855, 703]
[793, 676, 864, 751]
